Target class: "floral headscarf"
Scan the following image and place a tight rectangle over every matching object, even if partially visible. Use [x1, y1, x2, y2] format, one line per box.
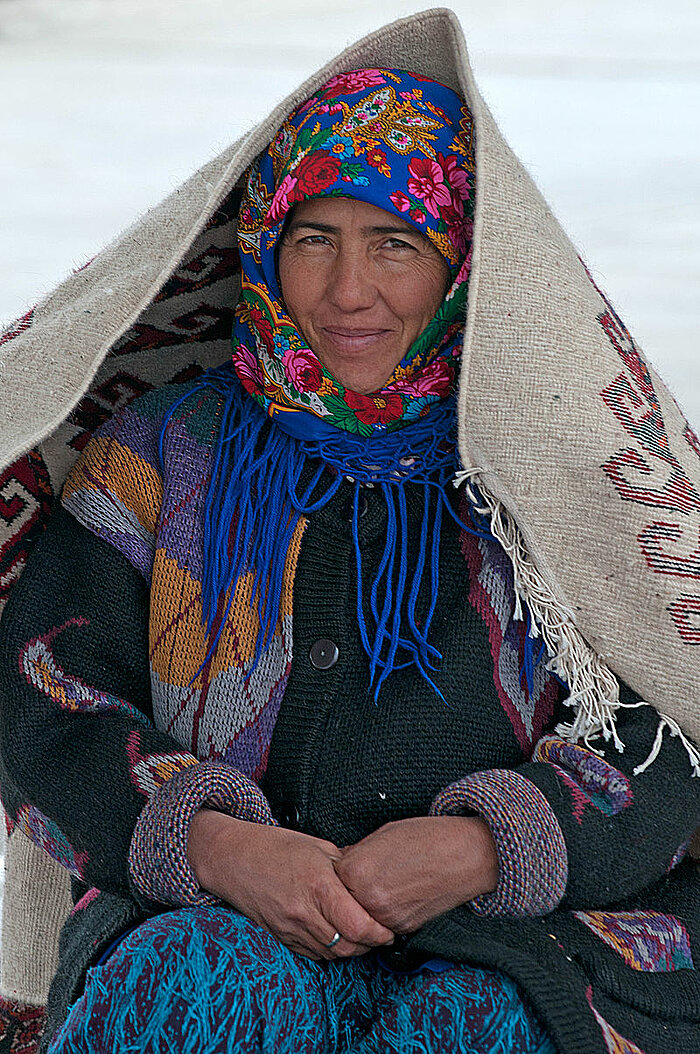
[232, 68, 475, 436]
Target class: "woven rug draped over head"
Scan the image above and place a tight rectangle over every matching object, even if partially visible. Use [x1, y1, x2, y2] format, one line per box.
[4, 10, 699, 756]
[2, 6, 700, 1033]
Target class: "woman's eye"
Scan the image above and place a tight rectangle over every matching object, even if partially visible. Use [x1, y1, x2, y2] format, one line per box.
[383, 238, 415, 251]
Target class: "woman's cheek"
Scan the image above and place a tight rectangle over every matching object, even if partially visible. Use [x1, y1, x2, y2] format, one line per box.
[280, 254, 328, 313]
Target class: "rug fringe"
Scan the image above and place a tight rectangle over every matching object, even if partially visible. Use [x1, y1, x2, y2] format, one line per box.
[633, 714, 700, 777]
[455, 468, 700, 776]
[453, 470, 626, 752]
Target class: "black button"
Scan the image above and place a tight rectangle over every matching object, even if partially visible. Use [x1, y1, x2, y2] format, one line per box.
[276, 801, 300, 830]
[309, 639, 339, 670]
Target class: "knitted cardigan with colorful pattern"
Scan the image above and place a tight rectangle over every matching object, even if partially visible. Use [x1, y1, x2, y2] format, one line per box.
[1, 378, 700, 1054]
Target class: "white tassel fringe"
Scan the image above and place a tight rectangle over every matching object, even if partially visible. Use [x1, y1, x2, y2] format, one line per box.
[632, 714, 700, 777]
[454, 467, 700, 776]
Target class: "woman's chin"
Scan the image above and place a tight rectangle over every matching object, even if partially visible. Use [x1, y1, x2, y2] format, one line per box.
[321, 363, 396, 394]
[314, 341, 404, 394]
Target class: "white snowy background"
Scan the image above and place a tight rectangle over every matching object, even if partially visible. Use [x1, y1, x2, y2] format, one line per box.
[0, 0, 698, 909]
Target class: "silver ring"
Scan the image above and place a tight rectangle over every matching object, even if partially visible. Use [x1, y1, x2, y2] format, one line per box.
[326, 931, 342, 949]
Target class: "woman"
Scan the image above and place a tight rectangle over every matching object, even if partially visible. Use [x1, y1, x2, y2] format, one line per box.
[1, 13, 700, 1054]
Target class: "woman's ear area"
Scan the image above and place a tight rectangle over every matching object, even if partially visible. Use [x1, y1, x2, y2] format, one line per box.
[275, 204, 297, 291]
[278, 203, 297, 245]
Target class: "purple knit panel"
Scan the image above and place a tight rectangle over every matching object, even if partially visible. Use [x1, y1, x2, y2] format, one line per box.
[431, 769, 568, 917]
[158, 410, 212, 581]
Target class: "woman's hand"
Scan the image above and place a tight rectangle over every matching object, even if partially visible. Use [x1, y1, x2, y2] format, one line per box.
[333, 815, 499, 934]
[187, 810, 395, 960]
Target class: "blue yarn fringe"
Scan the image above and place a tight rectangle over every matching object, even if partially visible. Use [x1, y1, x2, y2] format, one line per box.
[159, 366, 547, 701]
[51, 908, 557, 1054]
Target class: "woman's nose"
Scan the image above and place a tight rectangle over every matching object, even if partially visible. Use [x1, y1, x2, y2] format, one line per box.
[326, 250, 376, 312]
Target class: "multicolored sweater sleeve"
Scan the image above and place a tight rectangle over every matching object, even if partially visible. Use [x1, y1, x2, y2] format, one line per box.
[0, 391, 276, 907]
[431, 689, 700, 918]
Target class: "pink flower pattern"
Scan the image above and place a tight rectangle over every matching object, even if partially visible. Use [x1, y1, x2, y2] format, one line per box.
[283, 347, 323, 393]
[321, 69, 387, 98]
[266, 173, 299, 225]
[437, 151, 471, 211]
[390, 190, 411, 212]
[406, 158, 453, 219]
[390, 189, 413, 211]
[232, 343, 264, 394]
[395, 357, 454, 398]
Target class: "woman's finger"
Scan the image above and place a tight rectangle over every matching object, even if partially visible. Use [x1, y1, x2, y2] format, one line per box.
[294, 918, 367, 961]
[321, 939, 373, 960]
[314, 926, 372, 960]
[284, 928, 367, 961]
[323, 883, 395, 949]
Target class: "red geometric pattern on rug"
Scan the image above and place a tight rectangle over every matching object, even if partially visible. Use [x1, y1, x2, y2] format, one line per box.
[684, 422, 700, 462]
[668, 593, 700, 643]
[0, 452, 53, 613]
[153, 245, 241, 300]
[637, 520, 700, 580]
[0, 995, 46, 1054]
[599, 312, 700, 516]
[110, 303, 233, 358]
[588, 263, 700, 644]
[0, 310, 34, 348]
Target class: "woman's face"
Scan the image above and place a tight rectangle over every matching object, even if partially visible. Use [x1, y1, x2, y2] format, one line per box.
[278, 197, 450, 394]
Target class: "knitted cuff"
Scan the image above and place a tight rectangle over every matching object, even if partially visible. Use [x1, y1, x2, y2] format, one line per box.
[430, 768, 568, 917]
[129, 761, 276, 907]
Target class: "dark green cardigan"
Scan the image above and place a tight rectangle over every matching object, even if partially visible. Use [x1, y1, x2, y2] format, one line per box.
[1, 383, 699, 1054]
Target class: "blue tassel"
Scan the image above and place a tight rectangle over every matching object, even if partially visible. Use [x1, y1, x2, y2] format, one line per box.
[160, 366, 548, 699]
[519, 612, 548, 698]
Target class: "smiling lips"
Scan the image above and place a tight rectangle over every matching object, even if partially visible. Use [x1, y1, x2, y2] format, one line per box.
[321, 326, 392, 351]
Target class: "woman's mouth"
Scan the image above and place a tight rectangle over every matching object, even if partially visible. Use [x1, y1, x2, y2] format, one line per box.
[321, 327, 392, 351]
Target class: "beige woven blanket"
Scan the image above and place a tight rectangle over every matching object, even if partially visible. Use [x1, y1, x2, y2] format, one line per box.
[1, 4, 698, 1011]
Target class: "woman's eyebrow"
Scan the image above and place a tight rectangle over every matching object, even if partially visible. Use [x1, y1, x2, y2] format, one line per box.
[286, 220, 419, 237]
[286, 221, 338, 235]
[363, 225, 418, 236]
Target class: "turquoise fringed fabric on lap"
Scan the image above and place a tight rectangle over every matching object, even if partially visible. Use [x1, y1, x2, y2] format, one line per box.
[48, 908, 555, 1054]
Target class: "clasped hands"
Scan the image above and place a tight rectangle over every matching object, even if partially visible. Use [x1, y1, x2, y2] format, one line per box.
[187, 810, 498, 961]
